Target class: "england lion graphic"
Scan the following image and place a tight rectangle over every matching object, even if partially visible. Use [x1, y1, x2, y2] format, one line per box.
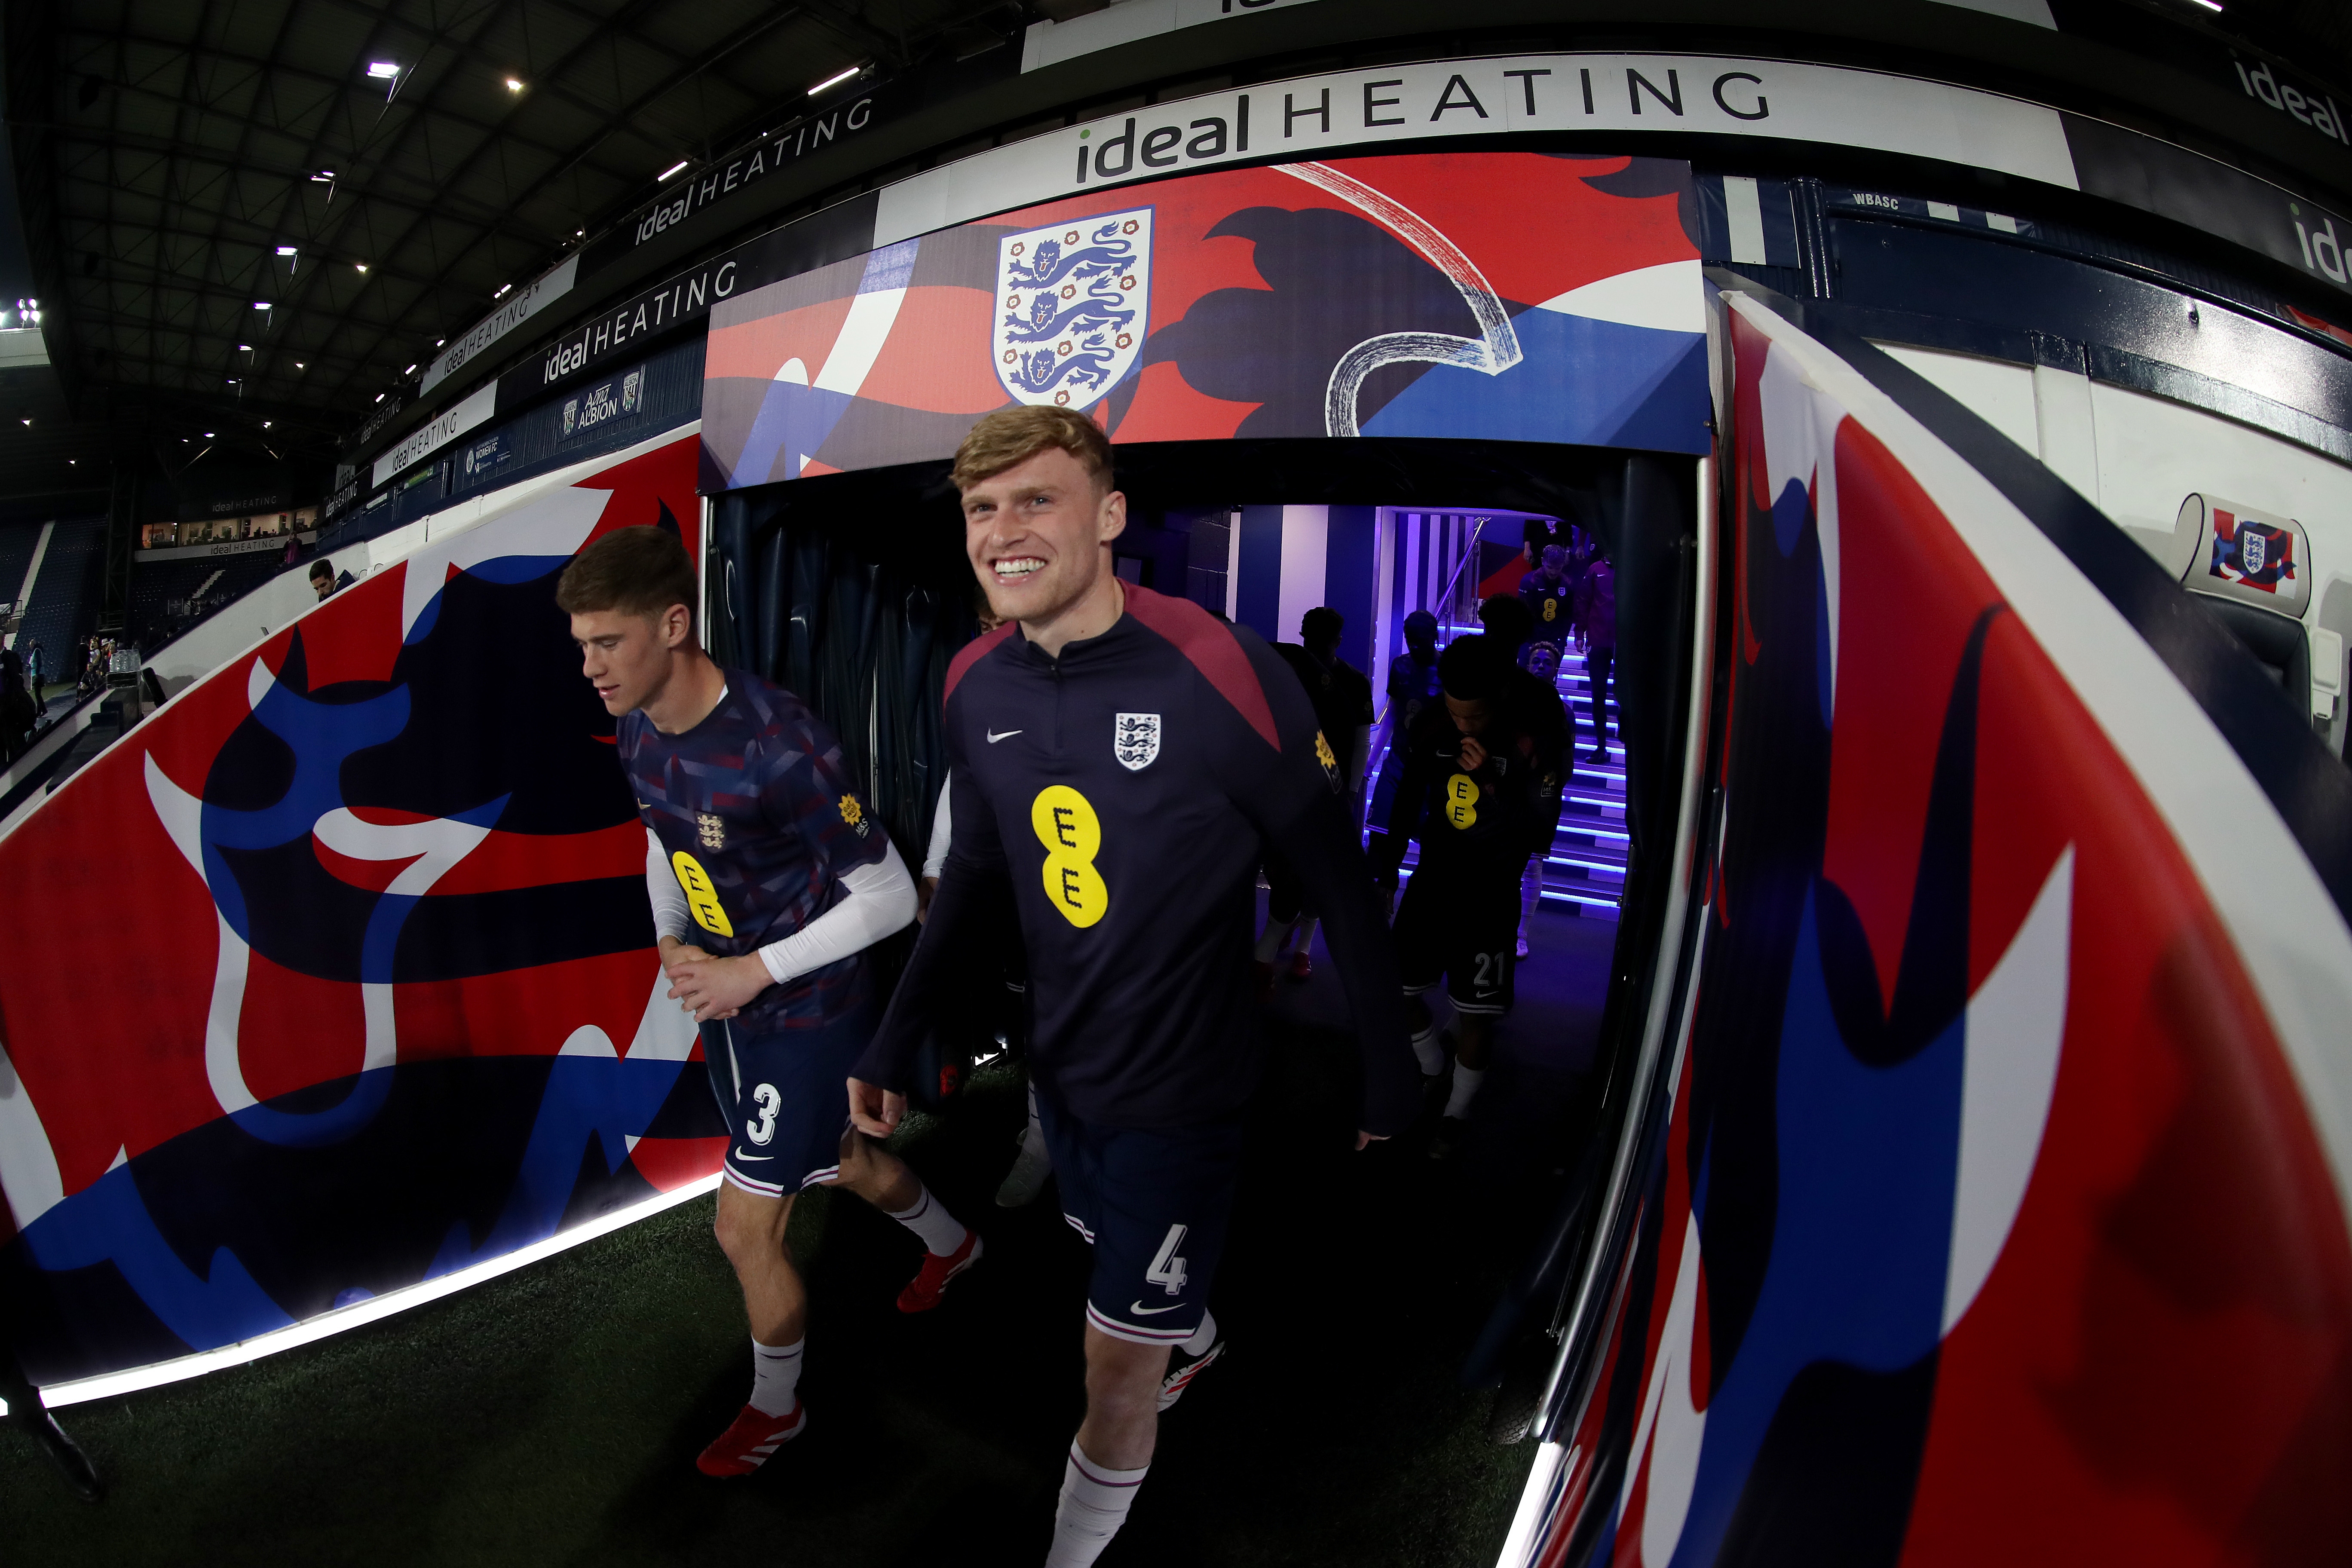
[993, 209, 1152, 411]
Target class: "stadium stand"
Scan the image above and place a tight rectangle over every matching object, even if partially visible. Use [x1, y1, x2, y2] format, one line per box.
[11, 518, 105, 687]
[0, 524, 39, 624]
[129, 551, 297, 652]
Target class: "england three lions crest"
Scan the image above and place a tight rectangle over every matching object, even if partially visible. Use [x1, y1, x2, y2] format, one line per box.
[994, 209, 1152, 411]
[1114, 712, 1160, 772]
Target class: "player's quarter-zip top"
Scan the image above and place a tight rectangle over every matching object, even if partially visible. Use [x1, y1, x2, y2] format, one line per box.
[858, 583, 1419, 1134]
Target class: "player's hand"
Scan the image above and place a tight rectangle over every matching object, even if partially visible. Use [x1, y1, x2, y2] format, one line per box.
[1457, 734, 1489, 772]
[1355, 1131, 1390, 1151]
[667, 952, 768, 1023]
[917, 876, 939, 924]
[848, 1077, 905, 1138]
[659, 937, 715, 966]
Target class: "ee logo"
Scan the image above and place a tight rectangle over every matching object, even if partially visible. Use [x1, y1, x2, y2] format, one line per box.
[1443, 773, 1480, 830]
[671, 850, 735, 937]
[1031, 784, 1108, 928]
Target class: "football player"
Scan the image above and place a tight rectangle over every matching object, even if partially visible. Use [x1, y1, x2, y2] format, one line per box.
[1256, 606, 1375, 981]
[1364, 609, 1444, 890]
[560, 526, 980, 1479]
[1373, 635, 1567, 1158]
[852, 407, 1416, 1568]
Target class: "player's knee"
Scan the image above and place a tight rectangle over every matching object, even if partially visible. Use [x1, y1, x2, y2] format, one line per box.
[1083, 1345, 1167, 1426]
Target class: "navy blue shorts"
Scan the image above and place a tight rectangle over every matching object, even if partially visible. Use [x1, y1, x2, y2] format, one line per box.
[701, 1003, 873, 1199]
[1393, 858, 1518, 1016]
[1035, 1090, 1243, 1347]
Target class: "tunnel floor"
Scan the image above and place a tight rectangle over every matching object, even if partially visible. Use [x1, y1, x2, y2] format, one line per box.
[3, 902, 1614, 1568]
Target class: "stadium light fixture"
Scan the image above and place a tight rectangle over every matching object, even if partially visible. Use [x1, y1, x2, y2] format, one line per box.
[808, 66, 861, 95]
[238, 343, 251, 352]
[253, 301, 270, 310]
[658, 159, 690, 181]
[355, 263, 369, 273]
[405, 364, 417, 375]
[276, 245, 298, 257]
[2187, 0, 2221, 8]
[493, 282, 512, 298]
[263, 420, 272, 429]
[295, 361, 306, 369]
[367, 61, 400, 79]
[204, 431, 215, 438]
[311, 170, 334, 182]
[374, 393, 385, 403]
[506, 77, 525, 92]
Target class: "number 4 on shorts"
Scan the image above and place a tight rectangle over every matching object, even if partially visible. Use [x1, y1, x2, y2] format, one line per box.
[1146, 1223, 1189, 1297]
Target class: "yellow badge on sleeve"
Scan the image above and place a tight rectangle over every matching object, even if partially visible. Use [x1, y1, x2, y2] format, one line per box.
[671, 850, 735, 937]
[839, 795, 871, 836]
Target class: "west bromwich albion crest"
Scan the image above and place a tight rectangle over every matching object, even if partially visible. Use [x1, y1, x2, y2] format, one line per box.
[1114, 712, 1160, 772]
[994, 209, 1152, 412]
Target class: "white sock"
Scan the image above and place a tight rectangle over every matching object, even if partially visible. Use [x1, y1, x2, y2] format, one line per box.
[885, 1186, 969, 1258]
[1017, 1082, 1047, 1157]
[748, 1335, 804, 1418]
[1293, 918, 1319, 956]
[1180, 1308, 1218, 1358]
[1043, 1442, 1148, 1568]
[1444, 1063, 1486, 1120]
[1409, 1025, 1444, 1076]
[1253, 915, 1295, 963]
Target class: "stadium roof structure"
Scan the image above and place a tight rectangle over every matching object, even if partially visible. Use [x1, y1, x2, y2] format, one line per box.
[0, 0, 1030, 499]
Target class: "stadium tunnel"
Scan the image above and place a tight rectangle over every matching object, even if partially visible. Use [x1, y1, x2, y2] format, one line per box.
[2, 4, 2352, 1565]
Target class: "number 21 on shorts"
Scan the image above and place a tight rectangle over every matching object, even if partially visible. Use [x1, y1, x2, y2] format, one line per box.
[1146, 1223, 1189, 1297]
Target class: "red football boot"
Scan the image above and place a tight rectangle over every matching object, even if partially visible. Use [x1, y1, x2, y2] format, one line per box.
[897, 1230, 984, 1313]
[696, 1401, 807, 1477]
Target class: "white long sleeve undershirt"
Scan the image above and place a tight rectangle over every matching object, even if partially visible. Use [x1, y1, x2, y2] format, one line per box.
[922, 774, 954, 880]
[645, 826, 918, 986]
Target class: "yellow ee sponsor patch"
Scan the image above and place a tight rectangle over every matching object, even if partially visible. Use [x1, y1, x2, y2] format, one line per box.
[1443, 772, 1480, 830]
[1314, 729, 1338, 781]
[1542, 598, 1558, 621]
[839, 794, 871, 836]
[1030, 784, 1108, 928]
[670, 849, 735, 937]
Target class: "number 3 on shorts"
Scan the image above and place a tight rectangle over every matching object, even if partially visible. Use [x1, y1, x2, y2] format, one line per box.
[747, 1083, 781, 1146]
[1146, 1223, 1189, 1297]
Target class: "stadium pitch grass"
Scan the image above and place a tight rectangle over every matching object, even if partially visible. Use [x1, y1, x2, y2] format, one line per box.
[3, 1041, 1542, 1567]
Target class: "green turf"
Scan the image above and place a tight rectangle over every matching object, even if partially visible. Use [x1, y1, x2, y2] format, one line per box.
[3, 1033, 1556, 1567]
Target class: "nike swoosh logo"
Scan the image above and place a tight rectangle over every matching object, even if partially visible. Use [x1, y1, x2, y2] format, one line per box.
[1128, 1300, 1185, 1315]
[734, 1150, 775, 1162]
[987, 728, 1023, 744]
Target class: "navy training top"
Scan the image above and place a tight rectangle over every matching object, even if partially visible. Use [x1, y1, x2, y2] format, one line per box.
[620, 670, 890, 1032]
[857, 585, 1418, 1134]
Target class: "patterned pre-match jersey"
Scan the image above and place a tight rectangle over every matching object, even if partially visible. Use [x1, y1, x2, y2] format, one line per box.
[619, 670, 890, 1031]
[857, 585, 1419, 1135]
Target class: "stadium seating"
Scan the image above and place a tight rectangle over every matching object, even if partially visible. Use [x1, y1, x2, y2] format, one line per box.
[11, 519, 107, 686]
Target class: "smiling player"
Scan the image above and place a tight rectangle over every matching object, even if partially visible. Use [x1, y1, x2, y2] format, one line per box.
[559, 525, 979, 1479]
[851, 408, 1417, 1568]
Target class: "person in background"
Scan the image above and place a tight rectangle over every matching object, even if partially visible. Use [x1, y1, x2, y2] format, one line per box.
[0, 642, 30, 761]
[1517, 545, 1575, 653]
[1575, 553, 1617, 765]
[310, 560, 337, 602]
[1255, 606, 1374, 982]
[1521, 514, 1571, 567]
[1373, 635, 1566, 1158]
[1364, 609, 1443, 883]
[1479, 594, 1574, 959]
[26, 637, 43, 702]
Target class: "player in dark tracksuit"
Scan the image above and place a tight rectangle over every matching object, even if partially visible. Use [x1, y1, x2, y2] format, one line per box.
[1372, 635, 1567, 1158]
[850, 407, 1415, 1568]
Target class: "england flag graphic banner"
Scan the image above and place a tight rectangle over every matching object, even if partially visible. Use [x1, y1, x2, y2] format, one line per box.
[992, 209, 1151, 412]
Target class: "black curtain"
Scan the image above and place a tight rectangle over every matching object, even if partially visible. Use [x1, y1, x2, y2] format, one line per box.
[710, 463, 976, 866]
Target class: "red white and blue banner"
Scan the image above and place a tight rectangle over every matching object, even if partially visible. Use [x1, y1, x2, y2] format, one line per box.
[0, 433, 728, 1397]
[699, 152, 1713, 488]
[1509, 296, 2352, 1565]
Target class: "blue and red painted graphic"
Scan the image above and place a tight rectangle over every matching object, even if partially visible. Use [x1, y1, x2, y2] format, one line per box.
[698, 152, 1711, 489]
[1525, 311, 2352, 1565]
[0, 436, 729, 1388]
